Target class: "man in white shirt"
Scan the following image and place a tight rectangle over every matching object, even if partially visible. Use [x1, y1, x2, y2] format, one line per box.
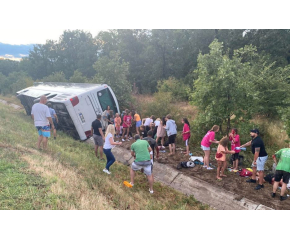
[31, 95, 54, 150]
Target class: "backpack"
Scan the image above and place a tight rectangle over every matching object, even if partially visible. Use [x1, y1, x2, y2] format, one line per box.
[177, 161, 195, 169]
[239, 168, 253, 177]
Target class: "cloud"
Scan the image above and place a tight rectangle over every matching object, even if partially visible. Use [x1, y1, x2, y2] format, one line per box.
[19, 54, 28, 57]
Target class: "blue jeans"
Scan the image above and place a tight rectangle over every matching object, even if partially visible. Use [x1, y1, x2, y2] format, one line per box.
[103, 148, 115, 171]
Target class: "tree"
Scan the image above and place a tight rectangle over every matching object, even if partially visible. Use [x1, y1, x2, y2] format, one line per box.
[92, 51, 132, 108]
[69, 70, 88, 83]
[42, 72, 67, 83]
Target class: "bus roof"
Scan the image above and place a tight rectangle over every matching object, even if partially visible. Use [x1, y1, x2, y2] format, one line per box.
[17, 82, 106, 100]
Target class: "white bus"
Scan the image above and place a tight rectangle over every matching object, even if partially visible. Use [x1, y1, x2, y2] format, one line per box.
[16, 82, 120, 140]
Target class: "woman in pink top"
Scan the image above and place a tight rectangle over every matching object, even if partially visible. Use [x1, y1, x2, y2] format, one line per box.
[215, 137, 235, 180]
[122, 111, 132, 142]
[182, 118, 191, 155]
[229, 128, 241, 170]
[201, 125, 220, 169]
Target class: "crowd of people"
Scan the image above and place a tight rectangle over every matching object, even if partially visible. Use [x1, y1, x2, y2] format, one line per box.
[30, 96, 290, 200]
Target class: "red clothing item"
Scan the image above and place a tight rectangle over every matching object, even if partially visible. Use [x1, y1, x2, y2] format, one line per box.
[122, 115, 132, 128]
[183, 123, 190, 141]
[229, 134, 240, 153]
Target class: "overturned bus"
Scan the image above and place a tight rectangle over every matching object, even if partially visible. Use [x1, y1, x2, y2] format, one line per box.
[16, 82, 120, 140]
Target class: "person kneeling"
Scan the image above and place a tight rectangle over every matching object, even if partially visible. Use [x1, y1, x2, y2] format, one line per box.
[130, 134, 154, 194]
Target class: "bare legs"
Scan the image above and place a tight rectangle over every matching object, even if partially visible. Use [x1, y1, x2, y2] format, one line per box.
[94, 145, 104, 159]
[169, 143, 175, 155]
[233, 159, 239, 170]
[37, 135, 48, 150]
[130, 168, 154, 192]
[122, 128, 129, 140]
[216, 161, 222, 180]
[203, 150, 210, 167]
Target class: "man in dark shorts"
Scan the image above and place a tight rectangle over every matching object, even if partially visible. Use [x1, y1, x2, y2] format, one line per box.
[143, 130, 159, 167]
[91, 114, 105, 161]
[130, 135, 154, 194]
[271, 145, 290, 201]
[240, 129, 268, 190]
[164, 114, 177, 156]
[47, 103, 58, 140]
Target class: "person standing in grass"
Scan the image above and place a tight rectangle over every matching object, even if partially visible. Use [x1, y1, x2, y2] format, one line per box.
[114, 113, 122, 138]
[201, 125, 220, 170]
[134, 111, 142, 135]
[91, 114, 105, 161]
[215, 137, 235, 180]
[129, 134, 154, 194]
[31, 95, 54, 150]
[229, 128, 241, 170]
[122, 110, 130, 141]
[240, 129, 268, 190]
[156, 117, 166, 149]
[182, 118, 191, 155]
[271, 145, 290, 201]
[103, 124, 122, 174]
[47, 102, 59, 140]
[164, 114, 177, 156]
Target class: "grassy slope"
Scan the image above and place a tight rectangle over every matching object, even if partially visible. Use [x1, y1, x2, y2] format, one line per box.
[0, 99, 208, 210]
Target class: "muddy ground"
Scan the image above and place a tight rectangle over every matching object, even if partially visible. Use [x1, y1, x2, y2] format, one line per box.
[119, 138, 290, 210]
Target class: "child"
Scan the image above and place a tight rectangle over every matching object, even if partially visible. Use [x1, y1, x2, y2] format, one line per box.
[164, 114, 177, 156]
[114, 113, 121, 138]
[182, 118, 191, 155]
[201, 125, 220, 170]
[229, 128, 241, 170]
[109, 110, 114, 125]
[122, 110, 132, 142]
[215, 137, 235, 180]
[156, 117, 166, 149]
[140, 125, 148, 139]
[134, 111, 142, 135]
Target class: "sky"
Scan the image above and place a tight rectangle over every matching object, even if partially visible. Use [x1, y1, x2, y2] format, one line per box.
[1, 1, 287, 45]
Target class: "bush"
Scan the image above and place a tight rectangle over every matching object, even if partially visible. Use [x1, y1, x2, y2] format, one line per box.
[157, 77, 190, 101]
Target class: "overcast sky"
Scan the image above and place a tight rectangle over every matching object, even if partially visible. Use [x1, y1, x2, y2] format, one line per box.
[1, 1, 287, 45]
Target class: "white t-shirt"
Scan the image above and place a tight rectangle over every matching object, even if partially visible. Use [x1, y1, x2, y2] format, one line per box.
[31, 103, 51, 127]
[144, 118, 153, 126]
[154, 120, 160, 127]
[104, 133, 114, 149]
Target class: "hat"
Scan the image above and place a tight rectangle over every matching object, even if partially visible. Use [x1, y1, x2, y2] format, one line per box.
[250, 129, 259, 134]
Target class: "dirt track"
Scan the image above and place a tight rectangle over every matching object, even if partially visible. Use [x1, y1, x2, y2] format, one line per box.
[119, 138, 290, 210]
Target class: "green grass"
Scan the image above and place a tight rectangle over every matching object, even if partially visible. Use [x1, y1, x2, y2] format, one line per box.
[0, 98, 208, 210]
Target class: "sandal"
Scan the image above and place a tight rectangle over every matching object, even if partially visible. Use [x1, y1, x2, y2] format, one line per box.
[216, 178, 222, 181]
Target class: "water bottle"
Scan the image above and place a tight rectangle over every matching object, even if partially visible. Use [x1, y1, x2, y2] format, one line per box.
[235, 147, 246, 151]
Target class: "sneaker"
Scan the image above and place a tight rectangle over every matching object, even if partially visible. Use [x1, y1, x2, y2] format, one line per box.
[203, 165, 208, 168]
[127, 139, 130, 141]
[254, 184, 264, 190]
[207, 167, 213, 170]
[122, 139, 125, 142]
[130, 182, 134, 187]
[280, 195, 288, 201]
[129, 137, 132, 140]
[271, 192, 276, 198]
[161, 146, 165, 149]
[149, 189, 154, 194]
[246, 179, 257, 183]
[103, 169, 111, 175]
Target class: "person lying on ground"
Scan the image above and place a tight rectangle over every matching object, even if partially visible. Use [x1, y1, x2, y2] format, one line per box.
[240, 129, 268, 190]
[215, 137, 235, 180]
[130, 134, 154, 194]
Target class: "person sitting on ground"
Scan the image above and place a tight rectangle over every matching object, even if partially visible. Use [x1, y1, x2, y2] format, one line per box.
[229, 128, 241, 170]
[215, 137, 235, 180]
[47, 102, 59, 140]
[129, 134, 154, 194]
[31, 95, 54, 150]
[164, 114, 177, 156]
[91, 114, 105, 161]
[271, 145, 290, 201]
[139, 125, 148, 139]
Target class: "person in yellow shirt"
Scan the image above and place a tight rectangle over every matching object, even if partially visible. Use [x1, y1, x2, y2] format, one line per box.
[134, 111, 141, 135]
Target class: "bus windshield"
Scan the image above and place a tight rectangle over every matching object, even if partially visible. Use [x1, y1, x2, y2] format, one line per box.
[97, 88, 118, 114]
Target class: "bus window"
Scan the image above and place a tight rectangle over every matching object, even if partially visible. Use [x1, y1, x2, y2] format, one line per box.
[97, 88, 118, 114]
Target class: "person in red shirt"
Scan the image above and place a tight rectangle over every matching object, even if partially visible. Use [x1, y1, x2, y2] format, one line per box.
[229, 128, 241, 170]
[122, 110, 132, 142]
[182, 118, 191, 155]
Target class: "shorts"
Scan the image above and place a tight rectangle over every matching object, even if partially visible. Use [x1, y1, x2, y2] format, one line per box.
[274, 170, 290, 184]
[185, 138, 190, 146]
[131, 161, 152, 176]
[168, 134, 176, 144]
[252, 155, 268, 171]
[232, 153, 239, 161]
[201, 145, 210, 151]
[136, 120, 142, 128]
[36, 125, 51, 138]
[93, 134, 104, 146]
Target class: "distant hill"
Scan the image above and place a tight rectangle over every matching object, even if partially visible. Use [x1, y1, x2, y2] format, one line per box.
[0, 43, 34, 58]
